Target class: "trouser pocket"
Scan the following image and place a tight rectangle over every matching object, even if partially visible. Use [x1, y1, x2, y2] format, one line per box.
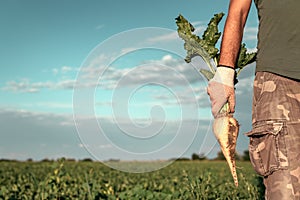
[246, 120, 289, 177]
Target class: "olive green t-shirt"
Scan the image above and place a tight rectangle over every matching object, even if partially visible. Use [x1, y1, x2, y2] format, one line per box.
[254, 0, 300, 80]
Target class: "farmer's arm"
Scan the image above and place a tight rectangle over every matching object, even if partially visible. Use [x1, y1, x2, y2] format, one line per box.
[207, 0, 252, 117]
[218, 0, 252, 68]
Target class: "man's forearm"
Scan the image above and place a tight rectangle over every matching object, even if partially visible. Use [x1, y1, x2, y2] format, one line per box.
[218, 0, 252, 68]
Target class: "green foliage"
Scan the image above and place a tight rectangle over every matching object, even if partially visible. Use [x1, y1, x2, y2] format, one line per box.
[175, 13, 224, 63]
[215, 151, 226, 161]
[242, 150, 251, 161]
[0, 160, 264, 199]
[199, 69, 214, 81]
[192, 153, 201, 160]
[236, 43, 257, 74]
[215, 151, 241, 161]
[175, 13, 257, 82]
[191, 153, 207, 161]
[201, 13, 224, 58]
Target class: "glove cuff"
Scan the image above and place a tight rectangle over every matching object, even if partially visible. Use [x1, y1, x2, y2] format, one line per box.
[212, 66, 235, 87]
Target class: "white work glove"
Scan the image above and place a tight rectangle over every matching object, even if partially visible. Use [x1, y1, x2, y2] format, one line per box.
[207, 66, 235, 118]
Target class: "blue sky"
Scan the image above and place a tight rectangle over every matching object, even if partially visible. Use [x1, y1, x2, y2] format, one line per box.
[0, 0, 259, 162]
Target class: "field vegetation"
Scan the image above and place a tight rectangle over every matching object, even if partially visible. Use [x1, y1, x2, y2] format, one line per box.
[0, 158, 264, 199]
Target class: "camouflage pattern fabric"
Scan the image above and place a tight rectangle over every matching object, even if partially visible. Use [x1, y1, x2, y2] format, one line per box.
[246, 71, 300, 200]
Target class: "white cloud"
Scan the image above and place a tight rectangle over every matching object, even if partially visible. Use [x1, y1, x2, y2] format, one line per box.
[92, 54, 206, 90]
[162, 54, 172, 62]
[2, 79, 51, 93]
[243, 26, 258, 41]
[2, 23, 215, 94]
[4, 36, 253, 102]
[0, 106, 251, 160]
[152, 86, 209, 108]
[78, 143, 86, 148]
[146, 24, 206, 43]
[146, 30, 179, 43]
[2, 79, 76, 93]
[95, 24, 105, 30]
[120, 47, 140, 55]
[61, 66, 73, 73]
[53, 65, 77, 75]
[98, 144, 113, 149]
[52, 68, 59, 75]
[56, 79, 76, 89]
[35, 102, 73, 109]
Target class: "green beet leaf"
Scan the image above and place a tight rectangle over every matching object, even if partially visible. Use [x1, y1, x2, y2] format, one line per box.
[175, 13, 257, 83]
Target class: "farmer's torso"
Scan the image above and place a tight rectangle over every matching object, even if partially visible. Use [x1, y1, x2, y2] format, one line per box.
[254, 0, 300, 80]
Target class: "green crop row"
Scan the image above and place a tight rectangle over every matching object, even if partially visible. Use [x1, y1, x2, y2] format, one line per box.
[0, 160, 264, 200]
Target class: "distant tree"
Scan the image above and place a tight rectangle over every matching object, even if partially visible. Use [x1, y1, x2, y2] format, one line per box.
[215, 151, 226, 160]
[215, 151, 240, 161]
[0, 159, 18, 162]
[192, 153, 200, 160]
[81, 158, 93, 162]
[198, 153, 207, 161]
[108, 159, 120, 162]
[66, 158, 76, 162]
[41, 158, 53, 162]
[175, 157, 190, 161]
[27, 158, 33, 162]
[235, 152, 242, 161]
[242, 150, 250, 161]
[191, 153, 207, 161]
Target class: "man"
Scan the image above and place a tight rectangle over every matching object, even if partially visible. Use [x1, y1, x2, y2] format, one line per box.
[207, 0, 300, 199]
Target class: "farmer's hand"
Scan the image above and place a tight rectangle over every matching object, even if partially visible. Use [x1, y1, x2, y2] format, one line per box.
[207, 66, 235, 118]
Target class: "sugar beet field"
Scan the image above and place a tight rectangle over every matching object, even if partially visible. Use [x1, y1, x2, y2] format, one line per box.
[0, 160, 264, 199]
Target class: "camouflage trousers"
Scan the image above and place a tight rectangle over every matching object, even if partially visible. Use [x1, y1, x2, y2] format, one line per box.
[246, 71, 300, 200]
